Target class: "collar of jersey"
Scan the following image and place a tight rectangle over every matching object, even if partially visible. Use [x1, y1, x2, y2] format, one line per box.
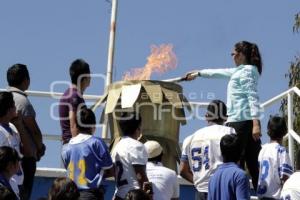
[69, 133, 92, 144]
[7, 86, 27, 96]
[147, 161, 163, 167]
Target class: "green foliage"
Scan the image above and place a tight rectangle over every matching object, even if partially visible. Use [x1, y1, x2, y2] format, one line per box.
[280, 12, 300, 168]
[280, 56, 300, 169]
[294, 12, 300, 33]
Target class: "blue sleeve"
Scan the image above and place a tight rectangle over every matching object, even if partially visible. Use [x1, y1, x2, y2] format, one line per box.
[240, 66, 260, 119]
[279, 148, 293, 178]
[61, 145, 70, 169]
[235, 172, 250, 200]
[200, 68, 236, 79]
[96, 139, 113, 169]
[207, 178, 214, 200]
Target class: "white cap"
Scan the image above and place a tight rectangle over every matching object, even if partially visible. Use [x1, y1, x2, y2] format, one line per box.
[144, 140, 163, 159]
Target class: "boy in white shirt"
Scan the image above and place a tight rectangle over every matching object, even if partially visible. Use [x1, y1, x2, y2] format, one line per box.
[0, 92, 24, 199]
[145, 140, 179, 200]
[111, 112, 149, 200]
[257, 116, 293, 199]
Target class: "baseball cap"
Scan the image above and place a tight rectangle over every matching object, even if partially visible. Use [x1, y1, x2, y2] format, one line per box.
[144, 140, 163, 159]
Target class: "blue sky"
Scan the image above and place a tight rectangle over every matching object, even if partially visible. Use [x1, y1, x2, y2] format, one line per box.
[0, 0, 300, 167]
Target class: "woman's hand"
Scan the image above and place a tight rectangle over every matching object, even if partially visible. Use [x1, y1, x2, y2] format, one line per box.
[252, 119, 261, 141]
[185, 70, 200, 81]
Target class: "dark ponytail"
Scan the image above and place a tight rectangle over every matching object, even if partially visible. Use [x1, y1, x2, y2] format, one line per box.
[234, 41, 262, 75]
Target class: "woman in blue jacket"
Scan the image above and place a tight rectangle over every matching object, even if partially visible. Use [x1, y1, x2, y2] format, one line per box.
[186, 41, 262, 190]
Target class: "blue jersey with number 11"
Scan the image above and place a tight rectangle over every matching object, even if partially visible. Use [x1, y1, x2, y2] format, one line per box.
[61, 134, 113, 189]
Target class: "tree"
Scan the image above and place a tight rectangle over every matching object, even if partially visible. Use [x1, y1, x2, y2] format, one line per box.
[281, 12, 300, 169]
[293, 12, 300, 32]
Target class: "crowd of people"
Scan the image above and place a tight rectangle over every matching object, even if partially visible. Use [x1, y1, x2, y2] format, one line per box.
[0, 40, 299, 200]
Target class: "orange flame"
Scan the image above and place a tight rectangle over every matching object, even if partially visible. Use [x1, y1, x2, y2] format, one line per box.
[123, 44, 177, 80]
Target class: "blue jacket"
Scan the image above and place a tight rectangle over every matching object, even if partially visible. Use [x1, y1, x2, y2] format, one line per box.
[200, 64, 261, 122]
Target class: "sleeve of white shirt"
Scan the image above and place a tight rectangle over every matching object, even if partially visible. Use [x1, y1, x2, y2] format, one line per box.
[229, 127, 236, 135]
[0, 132, 9, 146]
[9, 123, 21, 144]
[279, 148, 293, 178]
[129, 143, 148, 165]
[181, 135, 193, 162]
[172, 174, 180, 198]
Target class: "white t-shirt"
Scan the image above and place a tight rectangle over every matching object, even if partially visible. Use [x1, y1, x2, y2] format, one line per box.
[280, 172, 300, 200]
[146, 162, 179, 200]
[111, 136, 148, 199]
[181, 124, 235, 192]
[0, 123, 24, 199]
[181, 134, 193, 170]
[257, 143, 293, 199]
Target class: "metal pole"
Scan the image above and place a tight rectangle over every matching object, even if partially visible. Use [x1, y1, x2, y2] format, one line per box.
[102, 0, 118, 138]
[106, 0, 118, 86]
[287, 92, 294, 167]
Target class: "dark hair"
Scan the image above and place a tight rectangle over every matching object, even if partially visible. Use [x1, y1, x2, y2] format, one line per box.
[76, 108, 96, 133]
[206, 100, 227, 123]
[220, 134, 241, 163]
[0, 146, 20, 172]
[7, 64, 30, 87]
[69, 59, 90, 85]
[267, 115, 287, 140]
[148, 152, 163, 162]
[234, 41, 262, 75]
[0, 92, 15, 118]
[48, 177, 79, 200]
[119, 112, 141, 136]
[0, 186, 16, 200]
[125, 189, 151, 200]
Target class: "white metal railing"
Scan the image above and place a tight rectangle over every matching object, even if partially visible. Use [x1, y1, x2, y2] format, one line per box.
[260, 86, 300, 167]
[2, 87, 300, 165]
[0, 88, 102, 100]
[1, 87, 299, 195]
[2, 87, 300, 160]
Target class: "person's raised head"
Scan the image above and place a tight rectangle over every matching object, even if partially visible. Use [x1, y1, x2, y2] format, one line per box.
[48, 177, 79, 200]
[220, 134, 241, 163]
[0, 92, 16, 120]
[205, 99, 227, 124]
[76, 108, 96, 135]
[7, 63, 30, 90]
[69, 59, 91, 90]
[233, 41, 262, 75]
[267, 115, 287, 141]
[119, 112, 141, 138]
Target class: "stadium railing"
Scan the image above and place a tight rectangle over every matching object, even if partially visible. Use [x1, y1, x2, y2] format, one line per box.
[2, 86, 300, 200]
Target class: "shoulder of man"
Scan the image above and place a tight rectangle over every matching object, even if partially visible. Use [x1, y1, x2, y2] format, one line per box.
[161, 166, 177, 178]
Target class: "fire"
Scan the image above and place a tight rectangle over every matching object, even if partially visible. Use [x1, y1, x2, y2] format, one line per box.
[123, 44, 177, 80]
